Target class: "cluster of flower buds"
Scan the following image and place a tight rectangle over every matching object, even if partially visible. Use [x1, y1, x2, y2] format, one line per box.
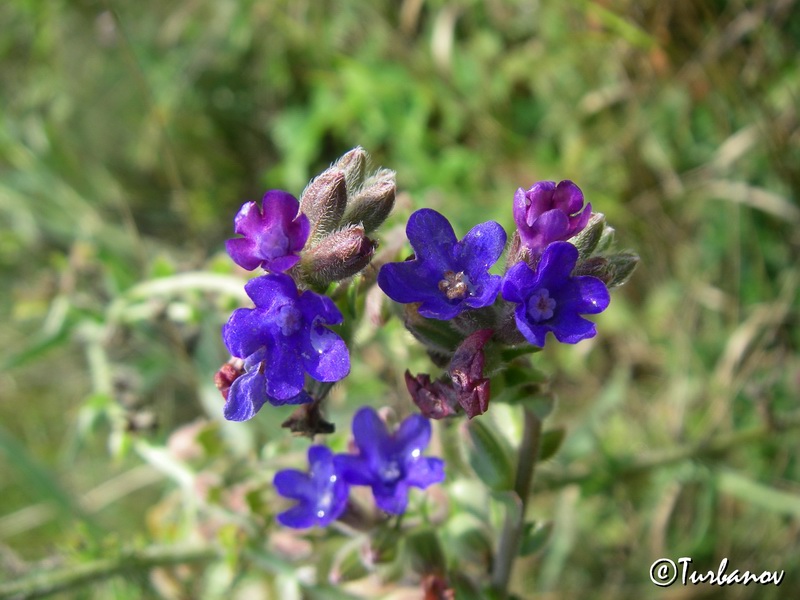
[216, 148, 396, 421]
[381, 179, 638, 419]
[273, 407, 444, 528]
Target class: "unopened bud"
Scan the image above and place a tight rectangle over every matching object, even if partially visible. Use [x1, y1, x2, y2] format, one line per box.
[299, 169, 347, 239]
[572, 256, 609, 280]
[342, 169, 396, 233]
[504, 230, 536, 271]
[595, 223, 616, 253]
[569, 212, 606, 259]
[300, 225, 376, 286]
[334, 146, 368, 192]
[606, 251, 639, 287]
[214, 359, 244, 400]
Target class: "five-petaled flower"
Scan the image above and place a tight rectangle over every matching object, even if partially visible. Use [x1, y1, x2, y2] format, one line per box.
[226, 190, 310, 272]
[501, 242, 610, 347]
[222, 273, 350, 421]
[334, 407, 445, 514]
[513, 180, 591, 255]
[273, 445, 349, 528]
[377, 208, 507, 320]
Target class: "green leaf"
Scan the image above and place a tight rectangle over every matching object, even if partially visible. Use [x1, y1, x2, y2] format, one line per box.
[406, 530, 447, 575]
[463, 419, 515, 492]
[538, 427, 566, 462]
[519, 521, 553, 556]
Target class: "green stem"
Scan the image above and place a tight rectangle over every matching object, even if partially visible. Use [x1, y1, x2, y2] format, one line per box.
[0, 544, 219, 600]
[491, 408, 542, 599]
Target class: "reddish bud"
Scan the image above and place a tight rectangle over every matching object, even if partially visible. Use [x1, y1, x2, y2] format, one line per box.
[214, 360, 244, 400]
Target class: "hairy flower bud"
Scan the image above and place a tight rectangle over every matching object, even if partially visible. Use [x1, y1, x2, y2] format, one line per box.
[342, 168, 396, 233]
[300, 225, 376, 286]
[334, 146, 368, 192]
[606, 251, 640, 287]
[299, 169, 347, 239]
[569, 212, 606, 259]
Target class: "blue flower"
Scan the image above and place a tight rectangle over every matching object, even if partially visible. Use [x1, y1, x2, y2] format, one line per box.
[513, 181, 591, 255]
[221, 273, 350, 421]
[501, 242, 610, 347]
[334, 407, 445, 514]
[274, 446, 349, 528]
[377, 209, 506, 320]
[226, 190, 310, 273]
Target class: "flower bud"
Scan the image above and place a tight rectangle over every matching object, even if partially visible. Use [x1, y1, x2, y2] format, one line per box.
[569, 212, 606, 259]
[342, 168, 396, 233]
[333, 146, 368, 192]
[299, 169, 347, 239]
[300, 225, 376, 286]
[214, 359, 244, 400]
[606, 250, 639, 287]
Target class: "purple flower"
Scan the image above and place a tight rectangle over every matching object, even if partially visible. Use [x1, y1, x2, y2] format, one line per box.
[274, 446, 349, 528]
[513, 181, 591, 254]
[501, 242, 610, 347]
[221, 274, 350, 420]
[377, 209, 506, 320]
[334, 407, 445, 514]
[226, 190, 310, 272]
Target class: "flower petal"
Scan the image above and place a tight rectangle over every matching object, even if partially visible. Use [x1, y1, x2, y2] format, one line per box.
[373, 483, 410, 515]
[392, 413, 431, 456]
[301, 326, 350, 382]
[456, 220, 507, 274]
[550, 313, 597, 344]
[501, 262, 535, 304]
[274, 469, 315, 501]
[224, 370, 268, 421]
[405, 457, 445, 489]
[264, 339, 305, 400]
[513, 304, 548, 347]
[225, 238, 262, 271]
[377, 260, 441, 305]
[244, 273, 298, 310]
[405, 209, 458, 267]
[553, 180, 584, 215]
[276, 504, 316, 529]
[333, 454, 374, 486]
[351, 407, 390, 464]
[222, 308, 268, 358]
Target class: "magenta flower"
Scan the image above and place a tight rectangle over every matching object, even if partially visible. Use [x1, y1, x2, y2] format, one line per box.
[274, 446, 349, 528]
[221, 274, 349, 420]
[226, 190, 310, 272]
[334, 407, 445, 514]
[377, 209, 506, 320]
[501, 242, 610, 347]
[513, 180, 591, 255]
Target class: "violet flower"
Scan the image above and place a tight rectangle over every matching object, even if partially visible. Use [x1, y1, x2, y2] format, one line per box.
[513, 180, 591, 255]
[274, 446, 349, 528]
[226, 190, 310, 272]
[501, 242, 610, 347]
[334, 407, 445, 514]
[221, 273, 349, 420]
[377, 209, 506, 320]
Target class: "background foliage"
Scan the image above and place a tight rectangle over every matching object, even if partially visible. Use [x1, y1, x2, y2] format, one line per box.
[1, 0, 798, 598]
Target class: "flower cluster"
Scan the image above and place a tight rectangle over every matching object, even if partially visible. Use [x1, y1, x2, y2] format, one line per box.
[379, 179, 637, 419]
[218, 148, 397, 421]
[273, 407, 445, 527]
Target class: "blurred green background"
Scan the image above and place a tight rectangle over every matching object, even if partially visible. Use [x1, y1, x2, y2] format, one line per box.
[1, 0, 799, 598]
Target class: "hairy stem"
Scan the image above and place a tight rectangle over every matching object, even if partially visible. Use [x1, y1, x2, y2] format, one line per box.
[0, 544, 219, 600]
[491, 408, 542, 598]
